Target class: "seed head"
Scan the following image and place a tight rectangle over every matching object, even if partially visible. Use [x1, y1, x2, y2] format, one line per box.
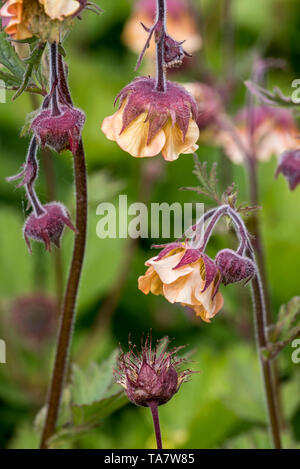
[114, 334, 194, 407]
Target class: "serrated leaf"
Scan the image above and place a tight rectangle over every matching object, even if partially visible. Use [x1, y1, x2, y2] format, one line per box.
[70, 351, 127, 427]
[13, 42, 46, 100]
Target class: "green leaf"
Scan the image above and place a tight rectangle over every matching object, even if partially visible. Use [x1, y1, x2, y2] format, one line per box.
[0, 32, 25, 80]
[70, 351, 127, 426]
[13, 42, 46, 100]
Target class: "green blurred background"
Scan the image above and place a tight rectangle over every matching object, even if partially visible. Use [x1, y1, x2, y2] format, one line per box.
[0, 0, 300, 449]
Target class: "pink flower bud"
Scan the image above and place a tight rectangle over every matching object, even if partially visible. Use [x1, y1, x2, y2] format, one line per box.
[23, 202, 77, 252]
[215, 249, 256, 286]
[114, 335, 193, 407]
[275, 150, 300, 191]
[31, 105, 85, 155]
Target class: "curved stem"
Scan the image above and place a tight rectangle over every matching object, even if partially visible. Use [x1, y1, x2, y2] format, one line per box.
[148, 402, 163, 449]
[155, 0, 167, 92]
[49, 43, 61, 116]
[40, 139, 88, 449]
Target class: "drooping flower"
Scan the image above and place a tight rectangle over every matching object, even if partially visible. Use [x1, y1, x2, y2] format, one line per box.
[217, 106, 300, 164]
[11, 293, 58, 347]
[114, 334, 194, 407]
[101, 76, 199, 161]
[275, 149, 300, 191]
[23, 202, 77, 252]
[138, 242, 224, 322]
[123, 0, 202, 59]
[0, 0, 83, 40]
[31, 105, 86, 155]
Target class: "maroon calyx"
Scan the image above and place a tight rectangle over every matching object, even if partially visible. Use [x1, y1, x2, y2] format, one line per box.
[275, 150, 300, 191]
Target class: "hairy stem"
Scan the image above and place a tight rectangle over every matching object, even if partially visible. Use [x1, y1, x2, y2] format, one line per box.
[155, 0, 167, 92]
[149, 402, 163, 449]
[49, 43, 60, 116]
[250, 270, 282, 449]
[40, 139, 88, 448]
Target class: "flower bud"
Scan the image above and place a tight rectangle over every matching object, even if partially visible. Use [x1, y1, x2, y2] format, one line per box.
[11, 293, 58, 347]
[31, 105, 85, 155]
[215, 249, 256, 286]
[23, 202, 77, 252]
[114, 335, 193, 407]
[275, 150, 300, 191]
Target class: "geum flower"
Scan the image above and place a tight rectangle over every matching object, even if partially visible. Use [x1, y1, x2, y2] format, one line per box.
[0, 0, 83, 39]
[275, 149, 300, 191]
[217, 106, 300, 164]
[138, 242, 223, 322]
[101, 76, 199, 162]
[123, 0, 202, 58]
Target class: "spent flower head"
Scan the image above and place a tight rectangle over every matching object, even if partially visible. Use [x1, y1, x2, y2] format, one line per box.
[114, 334, 194, 407]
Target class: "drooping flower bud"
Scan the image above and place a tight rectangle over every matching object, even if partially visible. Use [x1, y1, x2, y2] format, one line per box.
[31, 105, 85, 155]
[114, 334, 193, 407]
[102, 76, 199, 161]
[215, 249, 256, 286]
[23, 202, 77, 252]
[11, 293, 58, 347]
[275, 149, 300, 191]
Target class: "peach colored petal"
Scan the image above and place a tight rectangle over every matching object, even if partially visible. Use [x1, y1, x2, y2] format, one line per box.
[39, 0, 80, 20]
[101, 114, 116, 141]
[162, 261, 206, 305]
[161, 119, 199, 162]
[113, 109, 166, 158]
[147, 251, 196, 284]
[138, 266, 163, 296]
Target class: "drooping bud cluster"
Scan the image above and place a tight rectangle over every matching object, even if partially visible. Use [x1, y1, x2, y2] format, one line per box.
[275, 150, 300, 191]
[11, 293, 58, 347]
[102, 76, 199, 161]
[6, 43, 82, 252]
[23, 202, 77, 252]
[114, 334, 193, 407]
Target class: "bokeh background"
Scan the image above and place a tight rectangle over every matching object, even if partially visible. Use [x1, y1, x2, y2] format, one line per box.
[0, 0, 300, 449]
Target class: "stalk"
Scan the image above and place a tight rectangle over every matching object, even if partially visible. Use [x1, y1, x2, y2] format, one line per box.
[155, 0, 167, 92]
[148, 402, 163, 449]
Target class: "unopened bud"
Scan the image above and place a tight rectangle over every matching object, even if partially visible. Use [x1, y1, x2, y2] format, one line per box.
[275, 150, 300, 191]
[215, 249, 256, 286]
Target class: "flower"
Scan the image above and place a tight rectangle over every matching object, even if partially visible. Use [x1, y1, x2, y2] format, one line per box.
[215, 249, 256, 286]
[114, 334, 193, 407]
[275, 149, 300, 191]
[11, 293, 58, 347]
[217, 106, 300, 164]
[23, 202, 77, 252]
[0, 0, 31, 39]
[31, 105, 86, 155]
[123, 0, 202, 58]
[0, 0, 82, 40]
[101, 76, 199, 161]
[138, 242, 224, 322]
